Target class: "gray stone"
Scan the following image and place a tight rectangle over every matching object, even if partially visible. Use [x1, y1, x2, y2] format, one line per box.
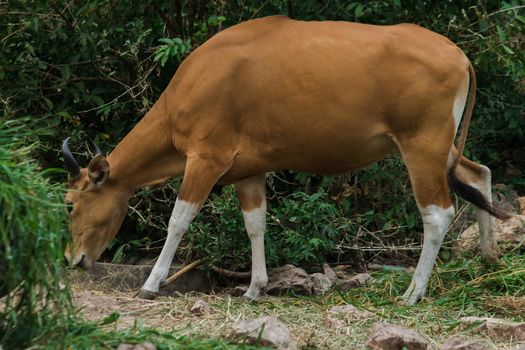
[439, 337, 489, 350]
[519, 196, 525, 215]
[460, 317, 525, 341]
[366, 323, 428, 350]
[336, 273, 373, 291]
[328, 304, 374, 319]
[493, 184, 520, 214]
[454, 216, 524, 255]
[116, 343, 156, 350]
[324, 317, 346, 329]
[310, 272, 333, 295]
[190, 299, 211, 316]
[323, 263, 338, 283]
[266, 265, 312, 295]
[232, 285, 248, 296]
[231, 316, 296, 350]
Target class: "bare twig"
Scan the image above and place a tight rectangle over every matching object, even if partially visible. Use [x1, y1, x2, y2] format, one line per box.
[211, 265, 251, 279]
[161, 259, 202, 287]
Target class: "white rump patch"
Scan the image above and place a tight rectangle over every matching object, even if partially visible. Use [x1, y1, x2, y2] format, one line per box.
[452, 73, 470, 135]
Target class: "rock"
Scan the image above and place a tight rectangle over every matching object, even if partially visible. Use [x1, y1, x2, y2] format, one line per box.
[439, 337, 489, 350]
[336, 273, 373, 291]
[231, 316, 296, 350]
[323, 263, 337, 283]
[190, 299, 211, 316]
[460, 317, 525, 341]
[116, 342, 156, 350]
[310, 273, 333, 295]
[232, 285, 248, 296]
[328, 304, 374, 319]
[334, 264, 352, 279]
[324, 317, 346, 329]
[454, 216, 525, 255]
[493, 184, 520, 214]
[366, 323, 428, 350]
[519, 196, 525, 215]
[266, 265, 313, 295]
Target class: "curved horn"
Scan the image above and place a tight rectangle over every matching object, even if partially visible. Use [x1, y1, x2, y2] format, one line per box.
[62, 137, 81, 179]
[89, 139, 102, 156]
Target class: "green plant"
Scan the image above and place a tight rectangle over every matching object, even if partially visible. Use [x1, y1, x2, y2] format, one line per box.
[0, 118, 72, 347]
[270, 191, 347, 267]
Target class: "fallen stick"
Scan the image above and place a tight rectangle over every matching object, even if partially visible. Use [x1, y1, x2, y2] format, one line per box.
[161, 259, 202, 287]
[367, 263, 414, 273]
[211, 265, 251, 279]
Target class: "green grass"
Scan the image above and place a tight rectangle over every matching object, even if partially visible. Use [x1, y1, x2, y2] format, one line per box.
[38, 321, 269, 350]
[0, 118, 72, 347]
[61, 254, 524, 349]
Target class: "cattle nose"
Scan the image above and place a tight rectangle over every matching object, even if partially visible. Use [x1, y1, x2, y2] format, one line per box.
[75, 254, 85, 269]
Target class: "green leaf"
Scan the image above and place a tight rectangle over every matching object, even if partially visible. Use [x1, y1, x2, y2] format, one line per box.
[496, 26, 507, 41]
[502, 45, 515, 55]
[90, 95, 104, 106]
[161, 54, 169, 67]
[42, 97, 53, 110]
[57, 111, 71, 120]
[100, 312, 120, 325]
[25, 44, 35, 56]
[60, 66, 70, 81]
[158, 38, 174, 45]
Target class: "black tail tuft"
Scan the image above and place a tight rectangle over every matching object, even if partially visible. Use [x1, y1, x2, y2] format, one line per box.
[448, 169, 511, 220]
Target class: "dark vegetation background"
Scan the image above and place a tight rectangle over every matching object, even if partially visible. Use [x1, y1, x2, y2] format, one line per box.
[1, 0, 524, 272]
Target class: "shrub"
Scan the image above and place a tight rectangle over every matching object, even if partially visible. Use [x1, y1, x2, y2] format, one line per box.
[0, 118, 72, 347]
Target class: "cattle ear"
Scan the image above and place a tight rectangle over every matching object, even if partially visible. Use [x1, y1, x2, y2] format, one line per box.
[87, 154, 110, 188]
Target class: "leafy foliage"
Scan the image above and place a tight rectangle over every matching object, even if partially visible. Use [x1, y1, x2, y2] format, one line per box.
[0, 118, 72, 347]
[1, 1, 524, 269]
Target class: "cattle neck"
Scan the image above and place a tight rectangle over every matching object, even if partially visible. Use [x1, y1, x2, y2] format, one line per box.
[106, 98, 183, 191]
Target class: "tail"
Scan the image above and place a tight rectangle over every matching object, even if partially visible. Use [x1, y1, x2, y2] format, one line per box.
[447, 59, 510, 220]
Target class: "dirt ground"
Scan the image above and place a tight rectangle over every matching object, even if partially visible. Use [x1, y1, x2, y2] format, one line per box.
[72, 283, 525, 350]
[72, 285, 371, 349]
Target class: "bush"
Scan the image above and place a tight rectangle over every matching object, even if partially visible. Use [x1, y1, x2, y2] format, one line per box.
[0, 119, 72, 347]
[1, 1, 523, 270]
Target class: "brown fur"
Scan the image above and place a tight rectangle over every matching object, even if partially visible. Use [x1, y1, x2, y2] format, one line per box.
[64, 16, 495, 268]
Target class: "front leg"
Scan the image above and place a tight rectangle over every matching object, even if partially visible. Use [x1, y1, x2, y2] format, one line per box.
[137, 156, 231, 299]
[235, 174, 268, 301]
[138, 199, 200, 299]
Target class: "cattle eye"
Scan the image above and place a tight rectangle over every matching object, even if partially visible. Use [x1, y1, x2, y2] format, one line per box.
[66, 202, 74, 215]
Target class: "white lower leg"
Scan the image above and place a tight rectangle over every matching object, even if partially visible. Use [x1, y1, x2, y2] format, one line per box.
[141, 200, 199, 293]
[403, 205, 454, 305]
[474, 166, 500, 261]
[242, 205, 268, 301]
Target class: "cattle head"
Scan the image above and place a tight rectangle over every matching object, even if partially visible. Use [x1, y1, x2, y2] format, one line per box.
[62, 138, 129, 269]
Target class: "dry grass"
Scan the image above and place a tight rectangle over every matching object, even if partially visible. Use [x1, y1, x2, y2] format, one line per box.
[73, 256, 525, 350]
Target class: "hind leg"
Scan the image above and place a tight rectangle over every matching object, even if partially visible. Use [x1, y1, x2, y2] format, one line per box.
[399, 140, 455, 304]
[453, 152, 501, 262]
[234, 174, 268, 301]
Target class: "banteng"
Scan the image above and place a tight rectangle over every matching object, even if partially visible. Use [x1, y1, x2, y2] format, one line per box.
[63, 16, 509, 304]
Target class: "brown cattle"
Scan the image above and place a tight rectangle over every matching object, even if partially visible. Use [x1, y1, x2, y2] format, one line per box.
[63, 16, 509, 304]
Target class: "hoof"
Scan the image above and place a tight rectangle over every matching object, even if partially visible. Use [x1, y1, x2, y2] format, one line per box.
[242, 292, 261, 303]
[481, 249, 503, 265]
[401, 288, 422, 306]
[135, 289, 158, 300]
[401, 294, 420, 306]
